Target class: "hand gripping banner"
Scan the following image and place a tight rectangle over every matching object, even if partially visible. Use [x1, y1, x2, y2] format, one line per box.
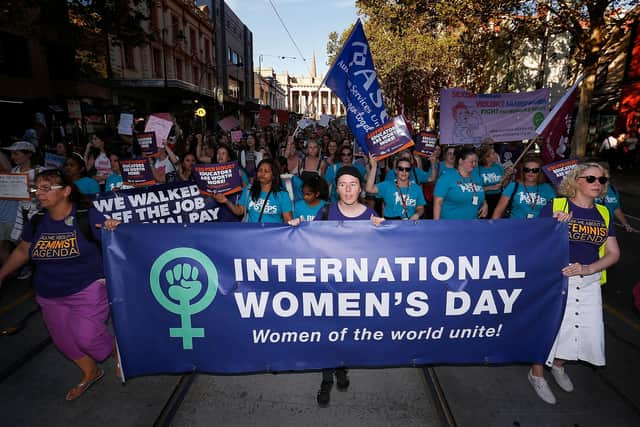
[103, 219, 569, 379]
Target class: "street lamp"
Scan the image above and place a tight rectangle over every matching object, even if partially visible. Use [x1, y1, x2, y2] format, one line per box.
[258, 54, 296, 76]
[257, 54, 296, 108]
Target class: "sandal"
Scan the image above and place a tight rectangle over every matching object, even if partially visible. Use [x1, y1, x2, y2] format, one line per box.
[65, 369, 104, 401]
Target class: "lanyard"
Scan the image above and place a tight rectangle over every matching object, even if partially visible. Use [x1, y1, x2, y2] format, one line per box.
[395, 182, 409, 218]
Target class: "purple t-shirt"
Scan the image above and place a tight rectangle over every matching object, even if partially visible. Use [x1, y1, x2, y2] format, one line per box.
[326, 203, 377, 221]
[541, 200, 615, 264]
[22, 207, 106, 298]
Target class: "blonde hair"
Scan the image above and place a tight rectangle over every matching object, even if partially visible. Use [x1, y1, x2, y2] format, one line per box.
[557, 162, 608, 199]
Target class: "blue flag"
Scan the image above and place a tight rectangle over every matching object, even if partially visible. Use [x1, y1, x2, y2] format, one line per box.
[324, 20, 388, 154]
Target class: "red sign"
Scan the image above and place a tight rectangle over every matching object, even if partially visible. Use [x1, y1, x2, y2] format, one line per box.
[258, 107, 272, 128]
[276, 110, 289, 124]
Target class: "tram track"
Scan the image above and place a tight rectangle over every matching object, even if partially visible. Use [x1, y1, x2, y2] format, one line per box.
[0, 336, 52, 383]
[153, 372, 198, 427]
[422, 366, 457, 427]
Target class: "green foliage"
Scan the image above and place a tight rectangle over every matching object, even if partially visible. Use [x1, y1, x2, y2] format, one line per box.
[67, 0, 151, 47]
[326, 25, 354, 66]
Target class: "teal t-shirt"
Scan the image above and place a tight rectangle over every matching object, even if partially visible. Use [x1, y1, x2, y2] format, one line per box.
[238, 188, 293, 223]
[434, 171, 485, 219]
[501, 182, 555, 219]
[105, 173, 123, 191]
[478, 163, 505, 195]
[294, 199, 326, 221]
[376, 180, 426, 218]
[74, 177, 100, 195]
[438, 161, 456, 178]
[595, 186, 620, 220]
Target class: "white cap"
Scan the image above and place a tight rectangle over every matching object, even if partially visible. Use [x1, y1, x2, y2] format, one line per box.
[2, 141, 36, 152]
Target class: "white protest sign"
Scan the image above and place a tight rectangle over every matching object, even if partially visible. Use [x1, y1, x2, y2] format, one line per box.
[145, 114, 173, 147]
[118, 113, 134, 136]
[0, 173, 30, 200]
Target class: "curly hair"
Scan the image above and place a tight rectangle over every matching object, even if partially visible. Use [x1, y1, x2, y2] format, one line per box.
[557, 162, 608, 199]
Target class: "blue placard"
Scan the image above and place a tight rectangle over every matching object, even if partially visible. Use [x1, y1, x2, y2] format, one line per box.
[104, 219, 569, 379]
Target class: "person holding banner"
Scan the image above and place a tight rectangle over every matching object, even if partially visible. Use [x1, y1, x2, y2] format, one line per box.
[0, 168, 121, 401]
[491, 155, 555, 219]
[293, 174, 329, 221]
[477, 145, 506, 218]
[289, 165, 383, 406]
[528, 162, 620, 405]
[64, 153, 100, 195]
[325, 145, 366, 202]
[433, 147, 487, 220]
[223, 159, 292, 223]
[366, 155, 425, 220]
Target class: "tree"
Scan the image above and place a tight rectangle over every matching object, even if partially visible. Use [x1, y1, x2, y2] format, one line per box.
[538, 1, 637, 157]
[326, 26, 354, 66]
[326, 0, 530, 123]
[67, 0, 152, 79]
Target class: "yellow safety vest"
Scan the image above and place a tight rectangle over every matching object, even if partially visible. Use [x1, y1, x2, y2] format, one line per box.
[552, 197, 610, 284]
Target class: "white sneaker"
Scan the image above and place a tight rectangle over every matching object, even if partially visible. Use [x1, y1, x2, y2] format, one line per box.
[551, 365, 574, 392]
[528, 370, 556, 404]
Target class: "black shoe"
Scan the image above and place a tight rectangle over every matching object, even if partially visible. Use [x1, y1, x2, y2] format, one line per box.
[335, 369, 350, 391]
[317, 380, 333, 407]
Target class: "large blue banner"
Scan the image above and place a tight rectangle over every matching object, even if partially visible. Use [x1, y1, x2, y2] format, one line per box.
[324, 19, 388, 154]
[104, 219, 569, 379]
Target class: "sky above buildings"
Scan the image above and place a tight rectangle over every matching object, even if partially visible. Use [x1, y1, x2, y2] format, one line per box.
[226, 0, 357, 78]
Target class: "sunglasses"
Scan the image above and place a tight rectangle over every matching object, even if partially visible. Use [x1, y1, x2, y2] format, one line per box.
[341, 152, 352, 157]
[396, 166, 412, 172]
[577, 175, 608, 184]
[523, 167, 540, 173]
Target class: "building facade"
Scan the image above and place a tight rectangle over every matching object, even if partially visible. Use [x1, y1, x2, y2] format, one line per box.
[109, 0, 217, 112]
[255, 67, 286, 110]
[274, 56, 345, 119]
[199, 0, 255, 126]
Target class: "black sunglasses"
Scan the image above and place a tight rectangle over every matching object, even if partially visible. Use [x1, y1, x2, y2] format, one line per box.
[523, 167, 540, 173]
[396, 166, 412, 172]
[341, 152, 352, 157]
[577, 175, 608, 184]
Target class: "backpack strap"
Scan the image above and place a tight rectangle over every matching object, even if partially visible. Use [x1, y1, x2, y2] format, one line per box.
[319, 203, 330, 221]
[76, 208, 101, 249]
[30, 210, 46, 238]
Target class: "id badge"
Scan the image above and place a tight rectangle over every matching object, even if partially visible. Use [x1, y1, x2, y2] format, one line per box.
[527, 213, 534, 219]
[472, 195, 478, 206]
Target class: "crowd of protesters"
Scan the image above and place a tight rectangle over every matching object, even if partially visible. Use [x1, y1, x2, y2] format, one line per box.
[0, 112, 637, 406]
